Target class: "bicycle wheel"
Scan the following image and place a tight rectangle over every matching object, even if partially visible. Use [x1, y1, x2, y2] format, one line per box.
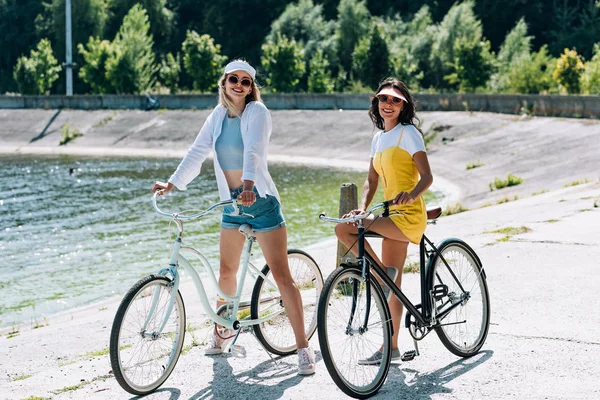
[318, 265, 392, 399]
[428, 239, 490, 357]
[251, 249, 323, 356]
[110, 275, 186, 395]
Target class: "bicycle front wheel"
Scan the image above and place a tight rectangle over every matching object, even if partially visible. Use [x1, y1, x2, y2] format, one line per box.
[110, 275, 186, 395]
[318, 266, 392, 399]
[429, 239, 490, 357]
[251, 249, 323, 356]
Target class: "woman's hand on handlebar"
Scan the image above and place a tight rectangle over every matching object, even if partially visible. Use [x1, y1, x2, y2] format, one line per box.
[342, 209, 366, 225]
[393, 191, 415, 205]
[152, 181, 174, 196]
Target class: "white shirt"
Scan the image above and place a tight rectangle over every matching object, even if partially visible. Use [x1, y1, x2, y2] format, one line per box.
[168, 101, 280, 201]
[370, 124, 426, 158]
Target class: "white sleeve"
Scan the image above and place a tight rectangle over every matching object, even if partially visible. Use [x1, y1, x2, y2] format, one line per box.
[402, 125, 426, 156]
[370, 132, 381, 158]
[168, 111, 215, 190]
[242, 109, 271, 182]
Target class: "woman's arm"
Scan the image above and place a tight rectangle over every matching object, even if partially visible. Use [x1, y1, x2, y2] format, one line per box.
[394, 151, 433, 205]
[358, 160, 380, 211]
[168, 112, 215, 190]
[241, 108, 271, 184]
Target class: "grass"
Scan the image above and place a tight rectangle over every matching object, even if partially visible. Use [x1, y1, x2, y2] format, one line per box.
[466, 160, 484, 170]
[496, 195, 519, 204]
[594, 200, 598, 208]
[442, 202, 468, 216]
[544, 219, 560, 223]
[92, 113, 116, 128]
[7, 325, 20, 339]
[484, 226, 532, 245]
[98, 306, 107, 311]
[564, 178, 590, 187]
[532, 189, 549, 196]
[11, 374, 32, 381]
[403, 260, 420, 274]
[80, 347, 110, 358]
[50, 374, 112, 395]
[21, 396, 51, 400]
[59, 123, 83, 146]
[58, 359, 77, 367]
[489, 173, 524, 191]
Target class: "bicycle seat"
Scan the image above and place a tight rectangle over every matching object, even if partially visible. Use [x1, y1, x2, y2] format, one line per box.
[427, 207, 442, 220]
[238, 224, 253, 236]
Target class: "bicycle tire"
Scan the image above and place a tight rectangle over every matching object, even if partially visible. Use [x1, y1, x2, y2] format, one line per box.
[250, 249, 323, 356]
[110, 275, 186, 395]
[317, 265, 392, 399]
[427, 239, 490, 357]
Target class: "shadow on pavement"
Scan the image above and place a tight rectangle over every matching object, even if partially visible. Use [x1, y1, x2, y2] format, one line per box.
[379, 350, 494, 399]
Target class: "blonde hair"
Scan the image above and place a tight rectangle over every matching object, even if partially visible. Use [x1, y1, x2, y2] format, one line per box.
[218, 59, 261, 117]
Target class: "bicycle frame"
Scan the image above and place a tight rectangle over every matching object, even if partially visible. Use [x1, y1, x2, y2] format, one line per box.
[145, 195, 287, 335]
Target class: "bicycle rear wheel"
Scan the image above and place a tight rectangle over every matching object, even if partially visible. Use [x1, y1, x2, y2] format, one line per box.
[429, 239, 490, 357]
[110, 275, 186, 395]
[251, 249, 323, 356]
[318, 266, 392, 399]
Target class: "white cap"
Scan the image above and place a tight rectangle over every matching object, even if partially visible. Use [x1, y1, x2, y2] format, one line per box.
[224, 61, 256, 80]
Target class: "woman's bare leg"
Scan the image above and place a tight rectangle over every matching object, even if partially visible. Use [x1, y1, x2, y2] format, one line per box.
[255, 227, 309, 349]
[217, 228, 245, 316]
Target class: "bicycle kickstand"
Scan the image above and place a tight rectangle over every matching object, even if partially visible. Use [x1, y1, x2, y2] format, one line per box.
[228, 329, 247, 358]
[401, 339, 420, 362]
[251, 331, 281, 366]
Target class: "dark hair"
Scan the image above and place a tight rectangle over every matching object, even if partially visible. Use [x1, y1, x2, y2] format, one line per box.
[368, 77, 421, 133]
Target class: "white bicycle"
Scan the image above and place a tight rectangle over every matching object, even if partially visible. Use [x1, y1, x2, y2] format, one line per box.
[109, 193, 323, 395]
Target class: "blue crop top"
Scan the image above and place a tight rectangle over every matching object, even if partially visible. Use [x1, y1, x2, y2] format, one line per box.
[215, 116, 244, 170]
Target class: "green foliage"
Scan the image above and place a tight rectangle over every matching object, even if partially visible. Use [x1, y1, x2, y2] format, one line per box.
[351, 24, 390, 90]
[429, 1, 485, 89]
[106, 4, 157, 94]
[442, 202, 468, 216]
[181, 31, 226, 92]
[13, 38, 61, 94]
[444, 37, 494, 92]
[335, 0, 371, 75]
[466, 160, 484, 170]
[489, 173, 524, 191]
[581, 43, 600, 94]
[159, 52, 180, 94]
[505, 45, 558, 94]
[261, 33, 306, 93]
[553, 48, 585, 94]
[59, 123, 83, 145]
[489, 18, 533, 92]
[78, 38, 115, 94]
[307, 49, 334, 93]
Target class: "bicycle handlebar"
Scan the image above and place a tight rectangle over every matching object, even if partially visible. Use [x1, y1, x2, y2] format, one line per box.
[319, 200, 398, 224]
[152, 192, 243, 220]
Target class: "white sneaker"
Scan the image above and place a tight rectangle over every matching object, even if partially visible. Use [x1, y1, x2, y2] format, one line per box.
[205, 325, 234, 355]
[297, 347, 316, 375]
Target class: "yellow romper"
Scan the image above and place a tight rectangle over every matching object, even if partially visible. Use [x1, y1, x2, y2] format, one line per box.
[372, 126, 426, 244]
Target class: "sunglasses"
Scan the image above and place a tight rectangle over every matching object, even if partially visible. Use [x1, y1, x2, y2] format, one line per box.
[227, 75, 252, 88]
[377, 95, 403, 105]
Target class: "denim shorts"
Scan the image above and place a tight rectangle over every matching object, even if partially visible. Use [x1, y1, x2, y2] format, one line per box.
[221, 186, 286, 232]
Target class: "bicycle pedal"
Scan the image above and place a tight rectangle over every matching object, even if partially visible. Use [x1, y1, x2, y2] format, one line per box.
[229, 344, 247, 358]
[432, 284, 448, 300]
[401, 350, 417, 362]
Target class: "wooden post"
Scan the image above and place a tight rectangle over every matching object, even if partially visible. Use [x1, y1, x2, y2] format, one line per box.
[337, 183, 358, 266]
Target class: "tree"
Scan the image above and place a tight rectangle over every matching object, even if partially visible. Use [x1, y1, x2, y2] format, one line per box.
[261, 33, 306, 92]
[105, 0, 173, 54]
[581, 43, 600, 94]
[105, 4, 157, 94]
[489, 18, 533, 92]
[308, 49, 334, 93]
[552, 48, 585, 94]
[13, 38, 61, 94]
[78, 37, 115, 94]
[351, 24, 391, 90]
[506, 45, 558, 94]
[429, 0, 485, 89]
[335, 0, 371, 75]
[0, 0, 45, 93]
[159, 52, 181, 94]
[181, 31, 226, 92]
[444, 37, 494, 92]
[35, 0, 109, 93]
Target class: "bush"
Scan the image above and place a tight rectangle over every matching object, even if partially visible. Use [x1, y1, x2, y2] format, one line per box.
[78, 37, 115, 94]
[307, 49, 334, 93]
[505, 45, 557, 94]
[13, 38, 61, 94]
[261, 33, 306, 93]
[59, 123, 83, 145]
[181, 31, 226, 92]
[159, 52, 180, 94]
[553, 48, 585, 94]
[581, 44, 600, 95]
[489, 173, 524, 191]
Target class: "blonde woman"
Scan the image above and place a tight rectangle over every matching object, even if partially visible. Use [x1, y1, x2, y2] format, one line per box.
[152, 60, 316, 375]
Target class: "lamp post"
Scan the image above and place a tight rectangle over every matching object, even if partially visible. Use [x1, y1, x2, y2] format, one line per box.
[65, 0, 73, 96]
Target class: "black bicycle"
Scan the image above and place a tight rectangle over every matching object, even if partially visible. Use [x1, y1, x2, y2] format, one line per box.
[317, 201, 490, 398]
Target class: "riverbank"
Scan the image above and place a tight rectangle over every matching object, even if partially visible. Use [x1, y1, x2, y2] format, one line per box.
[2, 109, 599, 208]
